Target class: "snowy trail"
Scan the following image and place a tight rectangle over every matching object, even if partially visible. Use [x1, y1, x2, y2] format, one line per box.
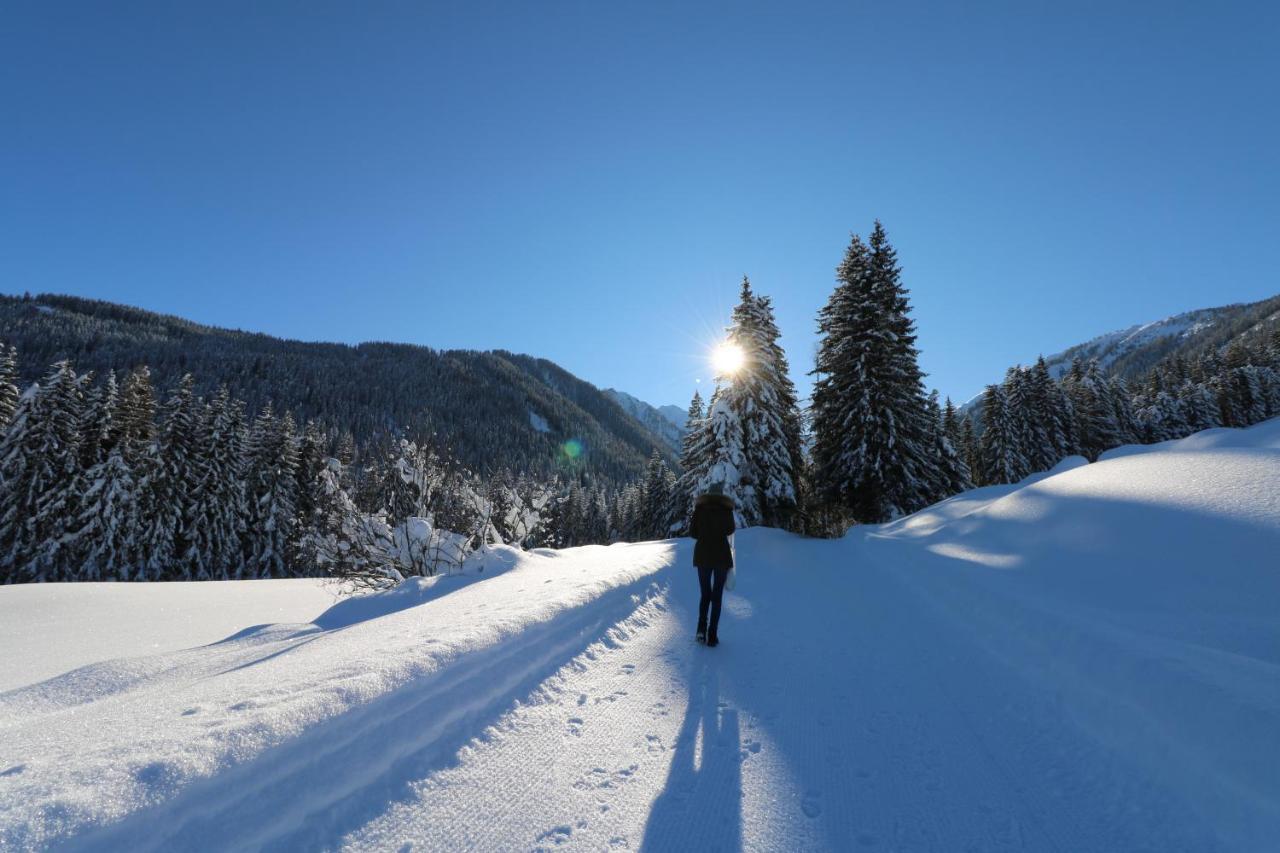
[334, 531, 1258, 852]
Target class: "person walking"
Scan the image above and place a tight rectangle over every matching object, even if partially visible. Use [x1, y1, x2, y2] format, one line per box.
[690, 483, 735, 647]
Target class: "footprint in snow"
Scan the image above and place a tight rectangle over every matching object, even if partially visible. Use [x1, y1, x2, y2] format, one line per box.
[801, 790, 823, 818]
[620, 664, 636, 675]
[567, 717, 584, 736]
[533, 825, 573, 848]
[0, 764, 26, 778]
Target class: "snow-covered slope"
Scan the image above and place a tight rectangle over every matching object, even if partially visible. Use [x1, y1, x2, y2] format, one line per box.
[0, 579, 336, 692]
[3, 419, 1279, 850]
[604, 388, 688, 452]
[1039, 293, 1280, 381]
[658, 403, 687, 429]
[1043, 308, 1223, 377]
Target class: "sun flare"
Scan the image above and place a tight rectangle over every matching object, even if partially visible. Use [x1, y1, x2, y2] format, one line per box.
[711, 341, 746, 375]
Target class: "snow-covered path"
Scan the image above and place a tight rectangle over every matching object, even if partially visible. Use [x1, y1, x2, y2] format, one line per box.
[336, 530, 1264, 852]
[4, 420, 1279, 851]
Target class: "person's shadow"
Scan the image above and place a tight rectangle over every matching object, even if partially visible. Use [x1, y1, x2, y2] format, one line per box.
[641, 651, 744, 852]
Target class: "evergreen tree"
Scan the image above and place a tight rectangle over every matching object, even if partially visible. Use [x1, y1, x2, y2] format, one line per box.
[673, 390, 705, 528]
[637, 451, 675, 539]
[299, 458, 399, 589]
[977, 383, 1024, 485]
[957, 414, 981, 486]
[245, 405, 300, 578]
[184, 388, 250, 579]
[294, 420, 328, 527]
[0, 363, 85, 580]
[681, 387, 750, 526]
[810, 225, 936, 523]
[0, 344, 19, 429]
[139, 375, 201, 579]
[937, 395, 974, 495]
[76, 375, 140, 581]
[678, 278, 804, 529]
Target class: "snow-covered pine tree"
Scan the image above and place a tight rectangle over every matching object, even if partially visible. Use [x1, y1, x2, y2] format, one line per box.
[678, 278, 803, 529]
[673, 390, 705, 529]
[728, 279, 805, 528]
[138, 375, 201, 580]
[811, 225, 937, 523]
[0, 344, 19, 430]
[1178, 379, 1221, 433]
[75, 374, 140, 580]
[299, 458, 399, 590]
[116, 367, 158, 463]
[682, 386, 750, 527]
[977, 383, 1024, 485]
[937, 395, 974, 496]
[294, 419, 328, 528]
[1062, 360, 1121, 461]
[0, 363, 87, 581]
[957, 413, 981, 486]
[1002, 367, 1037, 482]
[637, 451, 675, 539]
[184, 388, 250, 579]
[245, 404, 300, 578]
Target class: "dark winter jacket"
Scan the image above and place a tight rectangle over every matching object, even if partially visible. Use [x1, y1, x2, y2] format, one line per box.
[690, 495, 735, 569]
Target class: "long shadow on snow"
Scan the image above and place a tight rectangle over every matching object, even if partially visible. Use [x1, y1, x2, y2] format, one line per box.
[641, 651, 744, 852]
[63, 564, 672, 853]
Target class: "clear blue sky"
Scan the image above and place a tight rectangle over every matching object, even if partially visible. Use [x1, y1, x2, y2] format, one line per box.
[3, 2, 1277, 409]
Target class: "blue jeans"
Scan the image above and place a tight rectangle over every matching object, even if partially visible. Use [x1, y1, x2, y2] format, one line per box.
[697, 564, 730, 637]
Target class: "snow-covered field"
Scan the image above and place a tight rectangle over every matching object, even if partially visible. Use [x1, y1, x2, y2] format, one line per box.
[0, 579, 337, 692]
[3, 419, 1279, 851]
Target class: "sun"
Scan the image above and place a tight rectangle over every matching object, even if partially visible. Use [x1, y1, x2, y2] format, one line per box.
[711, 341, 746, 376]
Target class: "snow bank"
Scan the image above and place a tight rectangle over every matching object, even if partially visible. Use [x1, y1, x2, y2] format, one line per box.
[872, 417, 1280, 849]
[0, 542, 673, 850]
[0, 579, 335, 693]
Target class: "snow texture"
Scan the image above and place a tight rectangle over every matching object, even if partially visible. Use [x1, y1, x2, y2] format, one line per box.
[0, 579, 336, 693]
[2, 417, 1279, 850]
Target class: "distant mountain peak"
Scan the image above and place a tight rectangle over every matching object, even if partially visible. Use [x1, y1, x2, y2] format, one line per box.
[603, 389, 688, 453]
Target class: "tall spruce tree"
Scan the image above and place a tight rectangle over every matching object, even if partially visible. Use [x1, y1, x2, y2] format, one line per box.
[811, 225, 937, 523]
[977, 383, 1024, 485]
[76, 374, 139, 580]
[246, 405, 300, 578]
[730, 280, 805, 528]
[0, 363, 86, 580]
[937, 395, 974, 496]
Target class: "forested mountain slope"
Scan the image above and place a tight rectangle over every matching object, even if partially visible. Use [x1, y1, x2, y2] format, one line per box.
[1041, 293, 1280, 381]
[0, 294, 675, 482]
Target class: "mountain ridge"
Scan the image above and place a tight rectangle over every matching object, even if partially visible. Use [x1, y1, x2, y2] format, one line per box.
[0, 293, 678, 482]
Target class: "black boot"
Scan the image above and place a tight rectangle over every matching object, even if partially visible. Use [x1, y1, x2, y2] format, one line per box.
[695, 621, 707, 644]
[706, 630, 719, 648]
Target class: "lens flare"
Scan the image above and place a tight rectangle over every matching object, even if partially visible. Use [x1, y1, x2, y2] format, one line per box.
[561, 439, 583, 460]
[712, 341, 746, 375]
